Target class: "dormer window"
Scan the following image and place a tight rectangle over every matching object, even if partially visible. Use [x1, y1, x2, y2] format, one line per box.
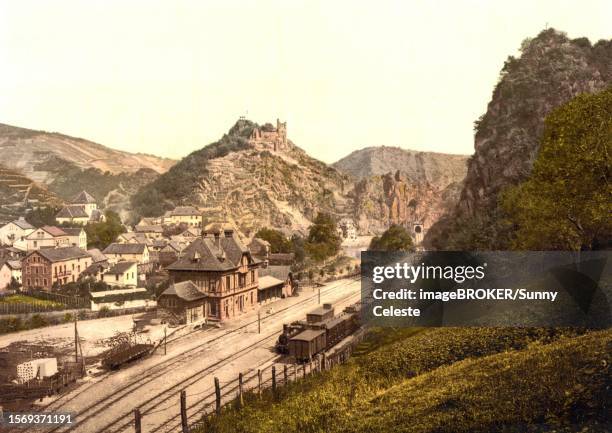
[192, 251, 201, 263]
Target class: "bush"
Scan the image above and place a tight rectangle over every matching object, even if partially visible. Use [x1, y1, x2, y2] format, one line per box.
[0, 317, 23, 334]
[63, 313, 74, 323]
[28, 314, 48, 329]
[97, 306, 111, 318]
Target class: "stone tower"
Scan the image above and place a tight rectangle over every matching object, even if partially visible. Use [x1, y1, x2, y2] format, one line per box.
[276, 118, 287, 150]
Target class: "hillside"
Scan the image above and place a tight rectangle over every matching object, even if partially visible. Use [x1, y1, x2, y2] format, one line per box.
[0, 165, 63, 224]
[333, 146, 468, 188]
[202, 327, 610, 432]
[425, 29, 612, 249]
[0, 123, 175, 184]
[131, 119, 350, 236]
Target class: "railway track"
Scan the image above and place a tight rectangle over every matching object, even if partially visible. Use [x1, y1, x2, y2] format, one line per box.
[28, 278, 359, 433]
[158, 294, 363, 433]
[117, 289, 362, 433]
[31, 279, 356, 415]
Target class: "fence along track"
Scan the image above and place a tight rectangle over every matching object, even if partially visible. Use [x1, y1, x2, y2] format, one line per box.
[147, 291, 363, 433]
[104, 290, 361, 433]
[102, 289, 360, 433]
[39, 279, 359, 433]
[95, 332, 281, 433]
[162, 321, 368, 433]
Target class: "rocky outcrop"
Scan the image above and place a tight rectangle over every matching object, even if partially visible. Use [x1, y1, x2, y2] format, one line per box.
[0, 123, 175, 184]
[425, 29, 612, 248]
[458, 29, 611, 215]
[348, 170, 462, 235]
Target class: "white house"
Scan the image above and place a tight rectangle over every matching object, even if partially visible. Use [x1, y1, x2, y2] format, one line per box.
[0, 218, 35, 248]
[63, 228, 87, 250]
[103, 243, 150, 265]
[25, 226, 69, 251]
[162, 206, 202, 227]
[102, 261, 138, 287]
[0, 259, 22, 290]
[0, 260, 13, 291]
[71, 191, 98, 218]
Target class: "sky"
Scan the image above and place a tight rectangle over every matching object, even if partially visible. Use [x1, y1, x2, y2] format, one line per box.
[0, 1, 610, 164]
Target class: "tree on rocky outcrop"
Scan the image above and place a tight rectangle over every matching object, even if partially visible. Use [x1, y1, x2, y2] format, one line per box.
[368, 224, 415, 252]
[501, 87, 612, 250]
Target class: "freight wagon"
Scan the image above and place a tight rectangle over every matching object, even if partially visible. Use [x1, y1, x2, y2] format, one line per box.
[278, 302, 361, 362]
[288, 329, 327, 360]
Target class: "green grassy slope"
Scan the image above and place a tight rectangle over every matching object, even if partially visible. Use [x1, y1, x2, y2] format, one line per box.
[201, 328, 610, 433]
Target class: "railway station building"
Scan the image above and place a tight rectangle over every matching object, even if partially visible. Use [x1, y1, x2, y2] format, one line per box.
[166, 228, 262, 322]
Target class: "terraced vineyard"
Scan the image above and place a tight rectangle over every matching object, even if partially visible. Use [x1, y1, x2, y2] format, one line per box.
[0, 164, 62, 223]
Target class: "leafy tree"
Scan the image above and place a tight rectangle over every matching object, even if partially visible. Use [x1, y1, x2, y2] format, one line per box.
[25, 206, 60, 227]
[501, 87, 612, 250]
[369, 225, 415, 252]
[304, 213, 341, 262]
[8, 277, 21, 291]
[85, 210, 126, 250]
[255, 228, 293, 253]
[290, 235, 306, 264]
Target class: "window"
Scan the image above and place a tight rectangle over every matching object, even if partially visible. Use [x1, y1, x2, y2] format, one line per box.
[225, 276, 231, 290]
[116, 274, 119, 281]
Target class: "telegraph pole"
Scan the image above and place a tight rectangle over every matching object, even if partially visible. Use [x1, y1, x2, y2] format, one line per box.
[257, 310, 261, 334]
[318, 286, 321, 305]
[164, 327, 167, 355]
[74, 313, 78, 363]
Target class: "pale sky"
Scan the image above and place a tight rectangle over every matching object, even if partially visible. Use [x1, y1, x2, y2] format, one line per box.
[0, 1, 610, 163]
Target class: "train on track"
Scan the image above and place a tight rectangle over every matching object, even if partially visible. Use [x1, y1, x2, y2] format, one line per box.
[276, 302, 361, 362]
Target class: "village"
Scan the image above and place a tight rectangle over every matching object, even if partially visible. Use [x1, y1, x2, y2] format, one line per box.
[0, 188, 366, 432]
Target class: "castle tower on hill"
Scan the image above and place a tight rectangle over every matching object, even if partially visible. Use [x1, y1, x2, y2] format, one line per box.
[249, 118, 287, 152]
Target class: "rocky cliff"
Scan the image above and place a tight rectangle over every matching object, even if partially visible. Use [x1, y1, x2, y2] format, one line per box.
[347, 171, 463, 235]
[459, 29, 611, 215]
[0, 123, 175, 184]
[334, 147, 468, 236]
[425, 29, 612, 248]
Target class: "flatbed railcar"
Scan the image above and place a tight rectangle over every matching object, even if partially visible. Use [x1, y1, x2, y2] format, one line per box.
[102, 343, 154, 370]
[278, 302, 361, 361]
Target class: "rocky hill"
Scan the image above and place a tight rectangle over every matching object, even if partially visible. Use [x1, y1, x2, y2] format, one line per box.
[0, 164, 63, 224]
[347, 171, 464, 235]
[131, 119, 349, 236]
[334, 147, 468, 235]
[333, 146, 468, 188]
[425, 29, 612, 249]
[0, 123, 175, 184]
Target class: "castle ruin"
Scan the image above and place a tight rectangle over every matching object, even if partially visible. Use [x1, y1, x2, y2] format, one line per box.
[249, 119, 287, 152]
